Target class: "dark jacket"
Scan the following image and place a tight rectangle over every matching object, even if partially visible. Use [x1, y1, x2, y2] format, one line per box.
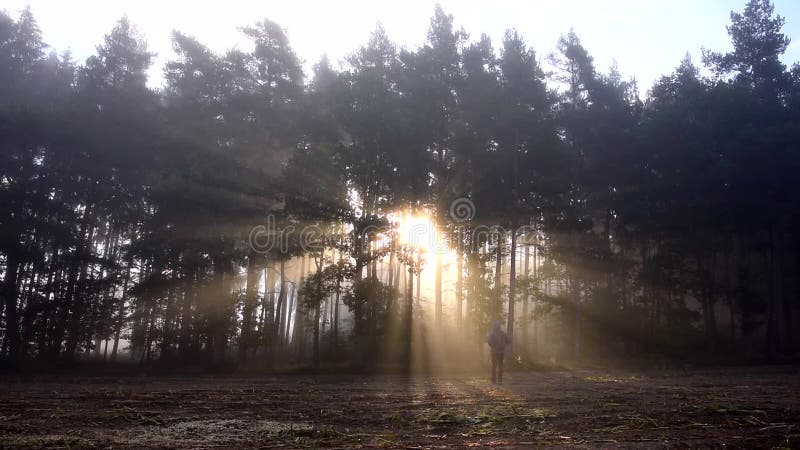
[487, 327, 510, 355]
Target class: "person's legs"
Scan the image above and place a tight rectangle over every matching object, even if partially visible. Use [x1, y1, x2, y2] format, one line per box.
[491, 353, 498, 383]
[497, 353, 504, 383]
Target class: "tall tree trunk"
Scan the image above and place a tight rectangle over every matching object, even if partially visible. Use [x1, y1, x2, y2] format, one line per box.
[522, 242, 530, 358]
[142, 302, 156, 364]
[435, 251, 442, 329]
[332, 283, 340, 350]
[37, 247, 61, 356]
[328, 247, 340, 351]
[405, 263, 414, 367]
[2, 251, 20, 361]
[240, 249, 261, 362]
[178, 262, 194, 360]
[92, 224, 115, 358]
[766, 224, 784, 359]
[371, 240, 378, 280]
[725, 248, 736, 342]
[507, 231, 517, 344]
[697, 250, 718, 353]
[259, 263, 273, 360]
[283, 283, 297, 347]
[111, 257, 133, 362]
[54, 203, 94, 358]
[312, 249, 324, 368]
[456, 248, 463, 328]
[532, 243, 538, 357]
[320, 297, 329, 336]
[395, 258, 402, 296]
[573, 279, 581, 361]
[65, 221, 97, 358]
[10, 262, 33, 357]
[354, 228, 364, 284]
[129, 261, 151, 362]
[325, 294, 333, 339]
[274, 259, 286, 354]
[0, 270, 4, 350]
[161, 278, 179, 360]
[416, 260, 421, 305]
[210, 256, 230, 364]
[387, 242, 395, 288]
[780, 236, 793, 352]
[313, 300, 321, 368]
[466, 242, 481, 338]
[494, 233, 503, 295]
[293, 256, 307, 360]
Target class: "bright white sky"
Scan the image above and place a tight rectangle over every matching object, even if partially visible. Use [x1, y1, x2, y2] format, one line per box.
[4, 0, 800, 94]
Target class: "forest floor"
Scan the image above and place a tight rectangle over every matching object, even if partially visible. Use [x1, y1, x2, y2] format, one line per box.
[0, 366, 798, 449]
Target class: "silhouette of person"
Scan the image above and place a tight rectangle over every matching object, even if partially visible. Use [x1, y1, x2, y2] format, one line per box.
[487, 321, 510, 384]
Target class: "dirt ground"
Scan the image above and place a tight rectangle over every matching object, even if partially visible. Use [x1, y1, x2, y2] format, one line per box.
[0, 366, 798, 449]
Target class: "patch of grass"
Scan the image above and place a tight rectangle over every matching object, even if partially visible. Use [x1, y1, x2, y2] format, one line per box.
[584, 374, 643, 383]
[425, 410, 478, 425]
[594, 414, 663, 433]
[709, 405, 766, 415]
[477, 404, 556, 424]
[382, 411, 409, 426]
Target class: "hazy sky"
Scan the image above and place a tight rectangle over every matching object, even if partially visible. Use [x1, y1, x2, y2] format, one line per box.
[4, 0, 800, 94]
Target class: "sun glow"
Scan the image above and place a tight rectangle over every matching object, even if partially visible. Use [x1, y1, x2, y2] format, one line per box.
[395, 210, 446, 264]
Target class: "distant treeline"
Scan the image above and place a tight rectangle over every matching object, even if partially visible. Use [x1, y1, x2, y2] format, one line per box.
[1, 0, 798, 368]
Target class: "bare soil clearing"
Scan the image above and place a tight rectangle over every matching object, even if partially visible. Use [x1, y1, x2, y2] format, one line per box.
[1, 366, 798, 448]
